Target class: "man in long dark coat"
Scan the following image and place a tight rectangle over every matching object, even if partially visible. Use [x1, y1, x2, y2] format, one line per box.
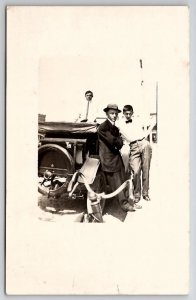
[98, 104, 135, 212]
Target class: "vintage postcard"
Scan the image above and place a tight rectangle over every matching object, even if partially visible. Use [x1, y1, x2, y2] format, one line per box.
[6, 6, 189, 294]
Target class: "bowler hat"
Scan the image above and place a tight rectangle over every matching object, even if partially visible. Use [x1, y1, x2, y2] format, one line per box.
[103, 104, 121, 113]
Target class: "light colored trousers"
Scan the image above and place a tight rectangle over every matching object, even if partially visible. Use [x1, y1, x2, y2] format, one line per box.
[129, 139, 152, 200]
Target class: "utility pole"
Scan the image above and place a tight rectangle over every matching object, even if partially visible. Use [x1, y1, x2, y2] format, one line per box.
[156, 82, 158, 143]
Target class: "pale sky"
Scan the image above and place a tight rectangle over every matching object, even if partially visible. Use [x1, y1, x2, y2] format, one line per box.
[39, 55, 157, 121]
[36, 6, 176, 122]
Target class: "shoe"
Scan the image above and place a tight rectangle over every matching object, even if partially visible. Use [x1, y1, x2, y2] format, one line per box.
[134, 197, 141, 203]
[122, 205, 136, 212]
[126, 206, 136, 212]
[134, 203, 142, 209]
[143, 195, 151, 201]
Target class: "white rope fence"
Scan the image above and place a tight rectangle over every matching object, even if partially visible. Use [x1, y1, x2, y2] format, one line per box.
[68, 171, 132, 200]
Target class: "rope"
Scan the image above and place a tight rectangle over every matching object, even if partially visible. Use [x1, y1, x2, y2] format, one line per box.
[68, 182, 79, 197]
[67, 171, 79, 192]
[80, 173, 131, 200]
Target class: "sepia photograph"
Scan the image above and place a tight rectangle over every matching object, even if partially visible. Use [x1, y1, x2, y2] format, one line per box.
[37, 7, 158, 224]
[38, 78, 157, 223]
[6, 6, 189, 295]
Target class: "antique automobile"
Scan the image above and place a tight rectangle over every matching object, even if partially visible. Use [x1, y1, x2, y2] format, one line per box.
[39, 121, 99, 191]
[38, 121, 106, 221]
[38, 120, 133, 222]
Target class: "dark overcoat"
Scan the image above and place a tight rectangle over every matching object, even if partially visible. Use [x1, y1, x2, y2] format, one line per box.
[98, 119, 124, 173]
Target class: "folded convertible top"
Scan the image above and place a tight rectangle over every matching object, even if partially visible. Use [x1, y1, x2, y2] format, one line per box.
[38, 121, 97, 137]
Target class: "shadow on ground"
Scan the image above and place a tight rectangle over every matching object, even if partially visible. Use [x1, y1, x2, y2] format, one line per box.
[38, 194, 127, 223]
[38, 194, 86, 215]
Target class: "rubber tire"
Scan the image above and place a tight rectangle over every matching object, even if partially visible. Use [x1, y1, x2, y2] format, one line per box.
[38, 143, 74, 196]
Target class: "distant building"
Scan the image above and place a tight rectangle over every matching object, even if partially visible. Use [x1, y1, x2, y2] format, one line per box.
[38, 114, 46, 146]
[38, 114, 46, 123]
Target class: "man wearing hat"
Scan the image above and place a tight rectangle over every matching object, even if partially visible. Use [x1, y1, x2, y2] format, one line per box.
[97, 104, 135, 212]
